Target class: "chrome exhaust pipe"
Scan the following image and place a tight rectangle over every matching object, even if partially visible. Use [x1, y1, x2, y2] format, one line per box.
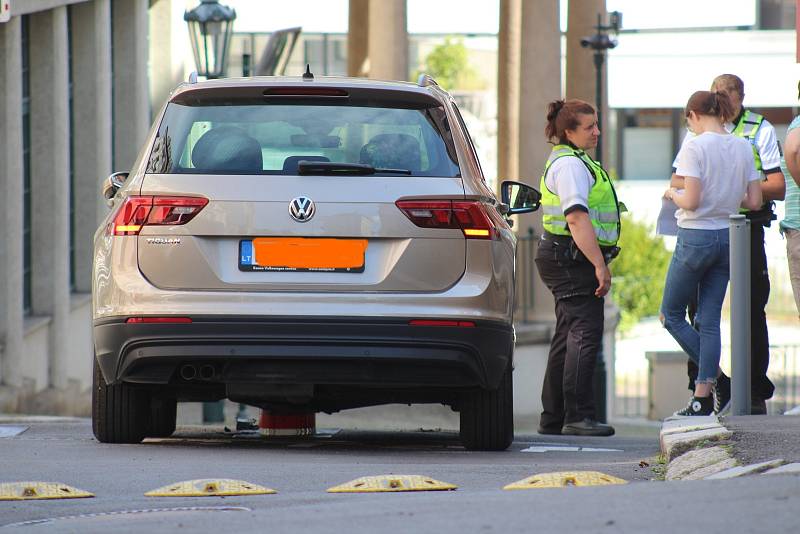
[179, 364, 197, 381]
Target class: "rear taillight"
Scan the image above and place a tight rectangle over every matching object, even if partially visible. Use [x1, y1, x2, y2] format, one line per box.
[409, 320, 476, 327]
[126, 317, 193, 324]
[108, 196, 208, 236]
[396, 200, 497, 240]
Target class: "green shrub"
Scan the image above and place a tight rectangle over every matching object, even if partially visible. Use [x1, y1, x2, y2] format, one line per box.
[611, 215, 672, 332]
[414, 37, 486, 91]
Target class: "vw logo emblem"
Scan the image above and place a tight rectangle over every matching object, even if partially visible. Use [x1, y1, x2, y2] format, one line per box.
[289, 196, 315, 222]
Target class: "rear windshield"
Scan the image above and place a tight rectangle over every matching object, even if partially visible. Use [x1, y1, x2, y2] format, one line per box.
[147, 101, 461, 177]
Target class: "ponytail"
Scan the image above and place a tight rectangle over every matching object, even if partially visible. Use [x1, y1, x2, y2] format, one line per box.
[712, 91, 735, 122]
[685, 90, 733, 122]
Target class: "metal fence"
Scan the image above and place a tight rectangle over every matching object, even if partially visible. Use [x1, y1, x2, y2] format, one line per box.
[614, 343, 800, 418]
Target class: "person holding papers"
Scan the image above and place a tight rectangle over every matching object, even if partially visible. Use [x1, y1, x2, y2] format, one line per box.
[661, 90, 763, 417]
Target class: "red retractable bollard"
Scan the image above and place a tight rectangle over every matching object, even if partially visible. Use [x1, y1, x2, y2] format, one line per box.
[259, 410, 315, 437]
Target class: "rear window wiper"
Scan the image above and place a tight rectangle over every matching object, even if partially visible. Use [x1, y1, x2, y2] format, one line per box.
[297, 161, 411, 176]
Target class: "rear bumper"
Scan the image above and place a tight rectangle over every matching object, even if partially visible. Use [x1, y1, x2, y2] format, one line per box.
[93, 316, 513, 392]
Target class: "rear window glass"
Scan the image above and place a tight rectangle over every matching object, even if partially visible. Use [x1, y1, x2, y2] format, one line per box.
[147, 102, 461, 177]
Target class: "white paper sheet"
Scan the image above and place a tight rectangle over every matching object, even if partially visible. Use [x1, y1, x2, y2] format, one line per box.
[656, 195, 680, 236]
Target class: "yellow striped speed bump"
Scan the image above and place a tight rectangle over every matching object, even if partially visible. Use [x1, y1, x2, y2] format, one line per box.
[503, 471, 627, 490]
[327, 475, 457, 493]
[145, 479, 277, 497]
[0, 482, 94, 501]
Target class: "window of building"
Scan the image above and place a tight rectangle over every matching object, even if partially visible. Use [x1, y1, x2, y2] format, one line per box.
[22, 14, 32, 315]
[618, 109, 675, 180]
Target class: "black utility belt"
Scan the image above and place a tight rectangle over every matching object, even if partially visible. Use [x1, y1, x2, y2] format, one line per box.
[541, 232, 620, 264]
[743, 201, 776, 227]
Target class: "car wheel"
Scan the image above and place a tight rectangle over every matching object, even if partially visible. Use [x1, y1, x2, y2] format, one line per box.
[92, 356, 149, 443]
[459, 363, 514, 451]
[148, 396, 177, 438]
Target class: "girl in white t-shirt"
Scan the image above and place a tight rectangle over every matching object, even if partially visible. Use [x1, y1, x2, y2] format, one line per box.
[661, 90, 762, 417]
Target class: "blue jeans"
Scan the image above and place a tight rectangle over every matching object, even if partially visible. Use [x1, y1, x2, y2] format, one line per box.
[660, 228, 730, 384]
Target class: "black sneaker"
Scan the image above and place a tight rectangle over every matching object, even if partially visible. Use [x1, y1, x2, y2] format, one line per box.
[714, 375, 731, 414]
[561, 418, 615, 437]
[673, 396, 714, 417]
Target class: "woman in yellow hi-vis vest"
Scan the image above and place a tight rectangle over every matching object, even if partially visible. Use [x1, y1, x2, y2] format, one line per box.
[535, 99, 621, 437]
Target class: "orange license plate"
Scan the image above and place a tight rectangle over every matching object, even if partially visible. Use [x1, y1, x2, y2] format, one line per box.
[239, 238, 368, 272]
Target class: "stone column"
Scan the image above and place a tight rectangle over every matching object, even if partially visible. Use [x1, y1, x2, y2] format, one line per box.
[347, 0, 369, 77]
[517, 0, 560, 321]
[30, 7, 71, 390]
[112, 0, 150, 172]
[149, 0, 189, 118]
[0, 17, 25, 389]
[566, 0, 606, 160]
[497, 0, 521, 184]
[71, 0, 112, 293]
[367, 0, 407, 81]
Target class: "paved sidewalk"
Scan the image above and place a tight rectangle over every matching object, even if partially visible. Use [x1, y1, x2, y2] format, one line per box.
[659, 413, 800, 480]
[724, 415, 800, 465]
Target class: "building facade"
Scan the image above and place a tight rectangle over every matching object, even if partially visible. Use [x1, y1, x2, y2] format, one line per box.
[0, 0, 150, 414]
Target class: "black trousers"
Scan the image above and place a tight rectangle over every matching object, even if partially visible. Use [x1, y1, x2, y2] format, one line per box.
[535, 239, 605, 429]
[687, 222, 774, 400]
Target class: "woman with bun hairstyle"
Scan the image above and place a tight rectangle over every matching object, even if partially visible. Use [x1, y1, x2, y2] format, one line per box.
[662, 90, 763, 416]
[535, 99, 621, 437]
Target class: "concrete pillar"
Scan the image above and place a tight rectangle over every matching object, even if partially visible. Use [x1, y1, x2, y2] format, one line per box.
[71, 0, 113, 292]
[566, 0, 606, 160]
[112, 0, 150, 172]
[367, 0, 407, 81]
[347, 0, 369, 77]
[149, 0, 189, 118]
[0, 17, 25, 388]
[30, 7, 71, 390]
[497, 0, 520, 183]
[517, 0, 559, 321]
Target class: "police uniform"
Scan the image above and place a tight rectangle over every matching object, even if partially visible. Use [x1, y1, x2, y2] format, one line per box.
[673, 109, 783, 406]
[535, 144, 621, 432]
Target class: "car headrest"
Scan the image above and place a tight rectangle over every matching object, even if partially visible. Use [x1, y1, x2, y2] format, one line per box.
[282, 155, 331, 174]
[359, 133, 421, 172]
[191, 126, 263, 173]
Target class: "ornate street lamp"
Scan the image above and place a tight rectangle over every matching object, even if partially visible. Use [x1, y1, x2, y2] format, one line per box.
[184, 0, 237, 79]
[580, 11, 622, 165]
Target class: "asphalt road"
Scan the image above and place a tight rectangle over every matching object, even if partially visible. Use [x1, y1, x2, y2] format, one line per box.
[0, 419, 797, 532]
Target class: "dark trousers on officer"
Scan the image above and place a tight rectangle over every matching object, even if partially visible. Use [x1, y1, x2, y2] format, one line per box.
[687, 222, 774, 401]
[536, 239, 605, 430]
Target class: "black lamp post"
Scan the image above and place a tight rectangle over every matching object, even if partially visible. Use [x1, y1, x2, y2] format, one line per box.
[184, 0, 237, 79]
[580, 11, 622, 165]
[580, 11, 621, 424]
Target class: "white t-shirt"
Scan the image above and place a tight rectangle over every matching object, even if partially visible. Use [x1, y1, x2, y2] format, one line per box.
[672, 115, 782, 174]
[674, 132, 760, 230]
[544, 156, 594, 214]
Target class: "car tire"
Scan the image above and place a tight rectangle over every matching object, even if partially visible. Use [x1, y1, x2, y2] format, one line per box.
[459, 363, 514, 451]
[148, 396, 177, 438]
[92, 356, 149, 444]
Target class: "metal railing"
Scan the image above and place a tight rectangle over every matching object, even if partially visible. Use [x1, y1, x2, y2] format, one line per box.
[614, 343, 800, 418]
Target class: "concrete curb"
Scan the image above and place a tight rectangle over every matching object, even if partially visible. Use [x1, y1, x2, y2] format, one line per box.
[659, 415, 787, 481]
[659, 415, 731, 461]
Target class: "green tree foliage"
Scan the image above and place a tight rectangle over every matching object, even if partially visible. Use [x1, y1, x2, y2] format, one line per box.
[611, 215, 672, 332]
[416, 37, 486, 91]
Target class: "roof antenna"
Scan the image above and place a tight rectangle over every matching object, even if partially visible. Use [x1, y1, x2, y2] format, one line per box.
[302, 64, 314, 81]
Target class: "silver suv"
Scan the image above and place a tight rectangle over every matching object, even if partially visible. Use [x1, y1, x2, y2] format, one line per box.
[91, 74, 540, 450]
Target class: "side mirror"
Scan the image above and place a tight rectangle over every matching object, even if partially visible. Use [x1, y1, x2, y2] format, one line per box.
[501, 180, 541, 214]
[102, 172, 129, 206]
